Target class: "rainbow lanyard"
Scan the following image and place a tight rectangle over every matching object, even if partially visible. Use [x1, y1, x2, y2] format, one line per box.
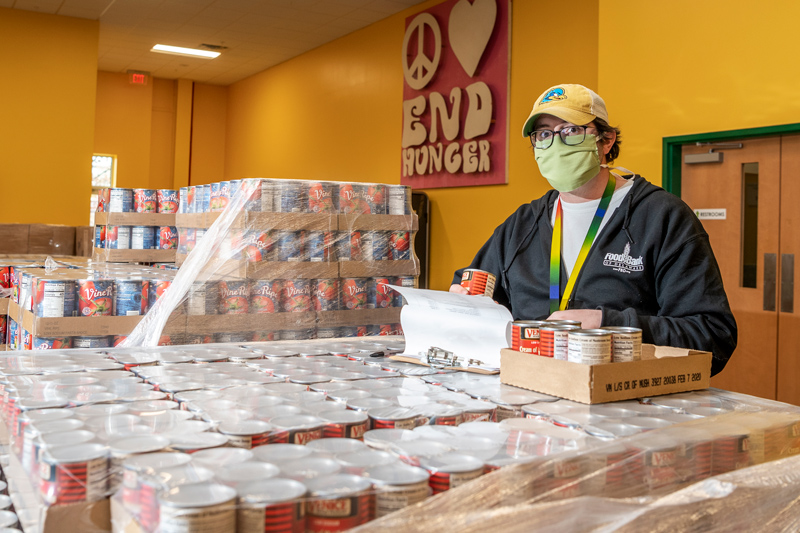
[549, 174, 616, 313]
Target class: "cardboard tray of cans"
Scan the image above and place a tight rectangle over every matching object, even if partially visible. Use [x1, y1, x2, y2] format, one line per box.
[500, 345, 713, 404]
[95, 213, 177, 227]
[0, 339, 799, 533]
[91, 249, 177, 264]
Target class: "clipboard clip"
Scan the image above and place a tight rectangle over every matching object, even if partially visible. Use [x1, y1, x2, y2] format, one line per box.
[424, 346, 485, 369]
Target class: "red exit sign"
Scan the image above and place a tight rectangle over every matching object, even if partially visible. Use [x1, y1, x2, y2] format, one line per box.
[129, 72, 149, 85]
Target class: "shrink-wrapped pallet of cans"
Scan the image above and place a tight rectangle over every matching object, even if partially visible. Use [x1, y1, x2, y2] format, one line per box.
[92, 188, 180, 263]
[0, 340, 799, 532]
[119, 178, 420, 348]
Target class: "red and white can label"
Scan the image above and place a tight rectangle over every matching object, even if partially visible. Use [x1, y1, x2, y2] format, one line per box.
[306, 494, 372, 532]
[239, 502, 305, 533]
[460, 269, 496, 297]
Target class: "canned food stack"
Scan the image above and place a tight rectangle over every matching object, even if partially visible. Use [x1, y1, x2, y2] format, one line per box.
[0, 340, 797, 532]
[93, 188, 179, 263]
[510, 319, 642, 363]
[3, 259, 183, 351]
[168, 178, 419, 343]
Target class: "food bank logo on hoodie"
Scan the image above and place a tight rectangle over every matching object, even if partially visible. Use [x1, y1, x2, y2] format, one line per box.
[603, 243, 644, 274]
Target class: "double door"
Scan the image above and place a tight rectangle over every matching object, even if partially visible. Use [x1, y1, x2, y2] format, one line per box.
[681, 136, 800, 404]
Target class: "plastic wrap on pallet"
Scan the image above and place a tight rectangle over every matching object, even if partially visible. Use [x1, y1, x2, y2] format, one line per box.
[121, 178, 420, 348]
[0, 340, 798, 531]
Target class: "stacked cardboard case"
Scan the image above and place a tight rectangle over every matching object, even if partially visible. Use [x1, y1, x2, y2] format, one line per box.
[92, 187, 180, 264]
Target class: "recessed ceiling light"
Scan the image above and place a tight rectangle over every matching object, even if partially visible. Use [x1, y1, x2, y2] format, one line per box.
[151, 44, 220, 59]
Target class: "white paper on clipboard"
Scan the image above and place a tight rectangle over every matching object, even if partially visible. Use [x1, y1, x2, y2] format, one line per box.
[389, 285, 513, 370]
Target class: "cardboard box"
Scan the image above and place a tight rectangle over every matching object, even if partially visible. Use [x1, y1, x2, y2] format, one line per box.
[321, 308, 401, 327]
[0, 225, 30, 254]
[95, 212, 176, 227]
[75, 226, 94, 257]
[0, 298, 8, 315]
[338, 214, 418, 231]
[92, 248, 177, 263]
[500, 345, 712, 404]
[28, 225, 75, 255]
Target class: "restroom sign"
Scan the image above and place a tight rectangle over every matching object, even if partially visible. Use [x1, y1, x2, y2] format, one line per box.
[400, 0, 510, 189]
[695, 209, 727, 220]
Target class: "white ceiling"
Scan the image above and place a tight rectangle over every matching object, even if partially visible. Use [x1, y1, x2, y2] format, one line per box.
[3, 0, 426, 85]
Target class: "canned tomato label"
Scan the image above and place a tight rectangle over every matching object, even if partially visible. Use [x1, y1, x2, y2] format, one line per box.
[179, 187, 189, 213]
[460, 268, 495, 297]
[306, 476, 373, 532]
[250, 280, 282, 313]
[106, 225, 130, 249]
[0, 316, 6, 345]
[275, 180, 306, 213]
[372, 277, 394, 309]
[40, 443, 108, 505]
[77, 279, 114, 316]
[238, 479, 307, 533]
[219, 279, 249, 314]
[371, 465, 430, 518]
[365, 184, 386, 214]
[177, 228, 189, 253]
[308, 181, 337, 213]
[208, 183, 220, 211]
[157, 189, 178, 213]
[185, 228, 197, 253]
[148, 279, 172, 310]
[307, 231, 333, 262]
[539, 324, 577, 360]
[348, 231, 363, 261]
[339, 183, 369, 215]
[94, 225, 106, 248]
[158, 226, 178, 249]
[241, 230, 275, 262]
[217, 181, 231, 212]
[511, 320, 548, 355]
[108, 188, 133, 212]
[134, 189, 157, 213]
[131, 226, 155, 250]
[321, 411, 369, 439]
[390, 231, 410, 260]
[33, 278, 76, 318]
[388, 185, 411, 215]
[115, 279, 148, 316]
[158, 483, 237, 533]
[342, 278, 368, 310]
[312, 279, 339, 311]
[201, 184, 211, 213]
[277, 231, 305, 262]
[394, 276, 416, 307]
[245, 179, 263, 212]
[96, 188, 108, 212]
[601, 327, 642, 362]
[282, 280, 312, 313]
[363, 231, 389, 261]
[32, 337, 72, 350]
[567, 329, 612, 364]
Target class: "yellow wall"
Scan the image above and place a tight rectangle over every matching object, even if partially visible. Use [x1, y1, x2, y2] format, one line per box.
[149, 78, 178, 190]
[0, 8, 98, 226]
[226, 0, 599, 290]
[191, 84, 228, 186]
[598, 0, 800, 183]
[94, 72, 154, 188]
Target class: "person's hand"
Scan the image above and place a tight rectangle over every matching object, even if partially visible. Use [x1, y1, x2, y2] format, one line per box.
[449, 284, 469, 295]
[548, 309, 602, 329]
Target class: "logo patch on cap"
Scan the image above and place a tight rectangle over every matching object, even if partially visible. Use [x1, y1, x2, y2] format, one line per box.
[541, 88, 566, 103]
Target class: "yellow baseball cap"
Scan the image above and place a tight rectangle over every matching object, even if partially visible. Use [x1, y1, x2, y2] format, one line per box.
[521, 84, 610, 137]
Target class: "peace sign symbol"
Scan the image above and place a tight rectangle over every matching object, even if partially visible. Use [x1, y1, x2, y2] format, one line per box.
[402, 13, 442, 90]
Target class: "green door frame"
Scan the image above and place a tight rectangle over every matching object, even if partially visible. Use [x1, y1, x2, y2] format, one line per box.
[662, 123, 800, 196]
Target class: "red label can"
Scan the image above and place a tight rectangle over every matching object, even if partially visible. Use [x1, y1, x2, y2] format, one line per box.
[306, 475, 373, 532]
[460, 268, 496, 297]
[77, 279, 114, 316]
[250, 280, 282, 314]
[242, 230, 275, 262]
[282, 280, 312, 313]
[133, 189, 157, 213]
[308, 182, 337, 213]
[511, 320, 548, 354]
[312, 279, 339, 311]
[219, 280, 249, 314]
[156, 189, 179, 213]
[158, 226, 178, 250]
[373, 277, 394, 309]
[338, 183, 369, 215]
[341, 278, 368, 310]
[0, 266, 11, 289]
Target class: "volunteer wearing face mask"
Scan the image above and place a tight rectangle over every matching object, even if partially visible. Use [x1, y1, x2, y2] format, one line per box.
[450, 84, 736, 376]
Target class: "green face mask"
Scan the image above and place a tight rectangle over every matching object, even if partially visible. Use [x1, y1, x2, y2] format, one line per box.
[534, 134, 602, 192]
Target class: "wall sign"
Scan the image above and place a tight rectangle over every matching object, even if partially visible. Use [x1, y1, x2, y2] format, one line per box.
[695, 209, 727, 220]
[401, 0, 509, 189]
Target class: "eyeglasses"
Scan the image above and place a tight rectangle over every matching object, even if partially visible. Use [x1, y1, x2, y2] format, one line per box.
[530, 125, 594, 150]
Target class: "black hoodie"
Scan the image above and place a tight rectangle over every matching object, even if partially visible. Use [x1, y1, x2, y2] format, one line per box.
[453, 176, 737, 376]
